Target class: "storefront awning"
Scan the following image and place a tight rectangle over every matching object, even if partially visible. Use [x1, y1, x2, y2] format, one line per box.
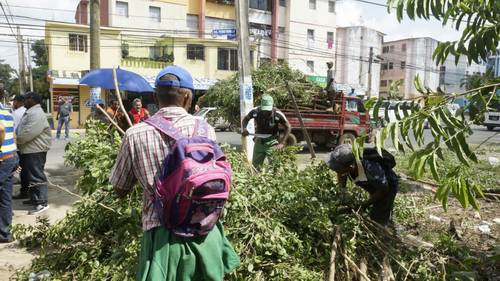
[143, 76, 218, 91]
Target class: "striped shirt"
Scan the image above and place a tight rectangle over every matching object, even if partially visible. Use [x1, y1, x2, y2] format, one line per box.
[0, 103, 17, 157]
[110, 107, 216, 231]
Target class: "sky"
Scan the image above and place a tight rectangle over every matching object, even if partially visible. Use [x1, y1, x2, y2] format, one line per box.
[0, 0, 462, 71]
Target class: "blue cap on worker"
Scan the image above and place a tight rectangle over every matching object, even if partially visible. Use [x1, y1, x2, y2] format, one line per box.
[155, 65, 194, 90]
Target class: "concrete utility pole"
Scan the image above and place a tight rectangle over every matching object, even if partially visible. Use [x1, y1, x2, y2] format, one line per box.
[90, 0, 100, 70]
[26, 39, 33, 92]
[16, 26, 25, 95]
[235, 0, 255, 161]
[367, 46, 373, 98]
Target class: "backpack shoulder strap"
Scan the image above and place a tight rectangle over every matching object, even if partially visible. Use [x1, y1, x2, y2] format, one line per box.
[193, 119, 210, 138]
[145, 116, 184, 141]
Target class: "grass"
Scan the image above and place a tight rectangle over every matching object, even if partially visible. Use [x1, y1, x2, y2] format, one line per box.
[393, 144, 500, 190]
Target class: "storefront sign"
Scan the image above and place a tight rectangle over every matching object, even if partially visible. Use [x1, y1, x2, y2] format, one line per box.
[307, 76, 327, 88]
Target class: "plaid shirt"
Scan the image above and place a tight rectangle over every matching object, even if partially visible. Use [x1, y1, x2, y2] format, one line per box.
[110, 107, 217, 231]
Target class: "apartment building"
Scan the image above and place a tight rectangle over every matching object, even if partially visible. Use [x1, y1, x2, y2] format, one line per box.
[487, 49, 500, 78]
[335, 26, 384, 98]
[45, 21, 250, 128]
[380, 37, 487, 99]
[74, 0, 337, 80]
[379, 37, 439, 99]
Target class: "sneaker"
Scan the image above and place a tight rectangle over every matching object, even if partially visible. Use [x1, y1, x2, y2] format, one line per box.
[28, 205, 49, 215]
[12, 193, 29, 200]
[22, 200, 35, 205]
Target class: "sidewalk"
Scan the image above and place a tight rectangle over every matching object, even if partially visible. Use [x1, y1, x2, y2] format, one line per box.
[0, 134, 81, 280]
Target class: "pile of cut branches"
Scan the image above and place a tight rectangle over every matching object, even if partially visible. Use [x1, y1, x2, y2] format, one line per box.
[12, 122, 490, 280]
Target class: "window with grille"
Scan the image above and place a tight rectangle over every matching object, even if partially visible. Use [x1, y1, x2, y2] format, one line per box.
[250, 0, 272, 11]
[218, 48, 238, 71]
[116, 1, 129, 17]
[307, 29, 315, 41]
[327, 32, 334, 42]
[187, 45, 205, 60]
[309, 0, 316, 9]
[279, 0, 286, 7]
[380, 80, 387, 87]
[69, 34, 87, 52]
[307, 60, 314, 72]
[401, 61, 406, 69]
[149, 6, 161, 22]
[402, 43, 406, 52]
[329, 1, 335, 13]
[382, 46, 389, 53]
[388, 62, 393, 70]
[381, 63, 388, 70]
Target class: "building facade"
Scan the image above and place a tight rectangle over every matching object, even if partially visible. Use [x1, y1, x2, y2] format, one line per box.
[379, 37, 439, 99]
[335, 26, 384, 98]
[45, 20, 252, 128]
[379, 37, 487, 99]
[74, 0, 337, 79]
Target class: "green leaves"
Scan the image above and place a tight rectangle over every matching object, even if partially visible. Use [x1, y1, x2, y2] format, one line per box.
[359, 78, 500, 211]
[388, 0, 500, 65]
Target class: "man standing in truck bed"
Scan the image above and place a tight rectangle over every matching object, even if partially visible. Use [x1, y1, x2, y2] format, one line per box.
[242, 95, 291, 168]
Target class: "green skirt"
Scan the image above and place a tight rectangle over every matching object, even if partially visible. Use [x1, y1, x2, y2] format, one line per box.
[137, 222, 240, 281]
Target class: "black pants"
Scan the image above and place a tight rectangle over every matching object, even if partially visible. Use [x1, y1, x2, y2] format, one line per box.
[19, 152, 48, 206]
[370, 169, 399, 225]
[0, 155, 19, 240]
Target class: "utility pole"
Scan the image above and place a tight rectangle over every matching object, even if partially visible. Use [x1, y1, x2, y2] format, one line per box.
[89, 0, 101, 112]
[26, 39, 33, 92]
[235, 0, 254, 161]
[367, 46, 373, 98]
[90, 0, 100, 70]
[16, 26, 25, 95]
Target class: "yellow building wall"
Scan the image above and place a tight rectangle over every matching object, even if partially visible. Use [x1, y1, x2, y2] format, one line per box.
[187, 0, 235, 19]
[46, 23, 121, 71]
[187, 0, 200, 14]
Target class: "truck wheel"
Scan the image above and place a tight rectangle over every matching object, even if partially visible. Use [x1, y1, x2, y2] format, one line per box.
[285, 133, 297, 146]
[339, 133, 356, 145]
[487, 126, 494, 131]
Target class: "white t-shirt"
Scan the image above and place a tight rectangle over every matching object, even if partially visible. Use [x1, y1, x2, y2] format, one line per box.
[12, 106, 26, 133]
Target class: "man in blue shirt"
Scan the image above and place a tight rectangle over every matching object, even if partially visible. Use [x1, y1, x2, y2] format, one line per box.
[328, 144, 399, 225]
[0, 92, 19, 243]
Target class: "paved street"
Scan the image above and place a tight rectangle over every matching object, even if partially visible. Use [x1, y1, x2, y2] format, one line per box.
[0, 133, 79, 280]
[216, 126, 500, 149]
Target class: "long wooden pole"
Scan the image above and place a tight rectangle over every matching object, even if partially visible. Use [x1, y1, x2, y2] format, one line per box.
[112, 67, 133, 127]
[285, 81, 316, 158]
[96, 104, 125, 135]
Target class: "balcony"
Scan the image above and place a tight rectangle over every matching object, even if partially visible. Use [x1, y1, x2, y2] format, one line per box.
[120, 57, 172, 69]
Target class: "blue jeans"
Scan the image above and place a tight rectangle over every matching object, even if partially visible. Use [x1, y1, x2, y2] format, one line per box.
[0, 155, 19, 240]
[56, 116, 70, 139]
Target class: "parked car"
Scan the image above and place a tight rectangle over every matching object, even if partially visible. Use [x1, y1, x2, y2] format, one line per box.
[194, 107, 233, 131]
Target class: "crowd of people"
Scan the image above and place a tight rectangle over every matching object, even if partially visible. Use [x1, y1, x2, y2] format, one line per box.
[1, 91, 52, 243]
[0, 65, 399, 280]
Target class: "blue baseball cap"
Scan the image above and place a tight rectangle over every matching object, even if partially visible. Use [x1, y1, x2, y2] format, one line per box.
[155, 65, 194, 90]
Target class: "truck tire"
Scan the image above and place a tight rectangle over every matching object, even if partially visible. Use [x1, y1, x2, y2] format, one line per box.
[339, 132, 356, 145]
[285, 133, 297, 146]
[487, 126, 494, 131]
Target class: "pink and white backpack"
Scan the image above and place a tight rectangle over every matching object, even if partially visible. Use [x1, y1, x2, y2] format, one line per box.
[146, 116, 232, 237]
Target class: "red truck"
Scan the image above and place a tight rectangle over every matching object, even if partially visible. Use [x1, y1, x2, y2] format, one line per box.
[281, 94, 372, 148]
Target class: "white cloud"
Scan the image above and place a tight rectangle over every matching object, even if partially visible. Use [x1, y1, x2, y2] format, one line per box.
[336, 0, 461, 42]
[0, 0, 79, 68]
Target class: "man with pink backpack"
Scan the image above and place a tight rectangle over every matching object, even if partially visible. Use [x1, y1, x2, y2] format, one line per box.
[110, 66, 239, 280]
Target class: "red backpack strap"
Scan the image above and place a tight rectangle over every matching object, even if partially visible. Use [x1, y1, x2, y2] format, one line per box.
[193, 119, 210, 138]
[145, 116, 184, 140]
